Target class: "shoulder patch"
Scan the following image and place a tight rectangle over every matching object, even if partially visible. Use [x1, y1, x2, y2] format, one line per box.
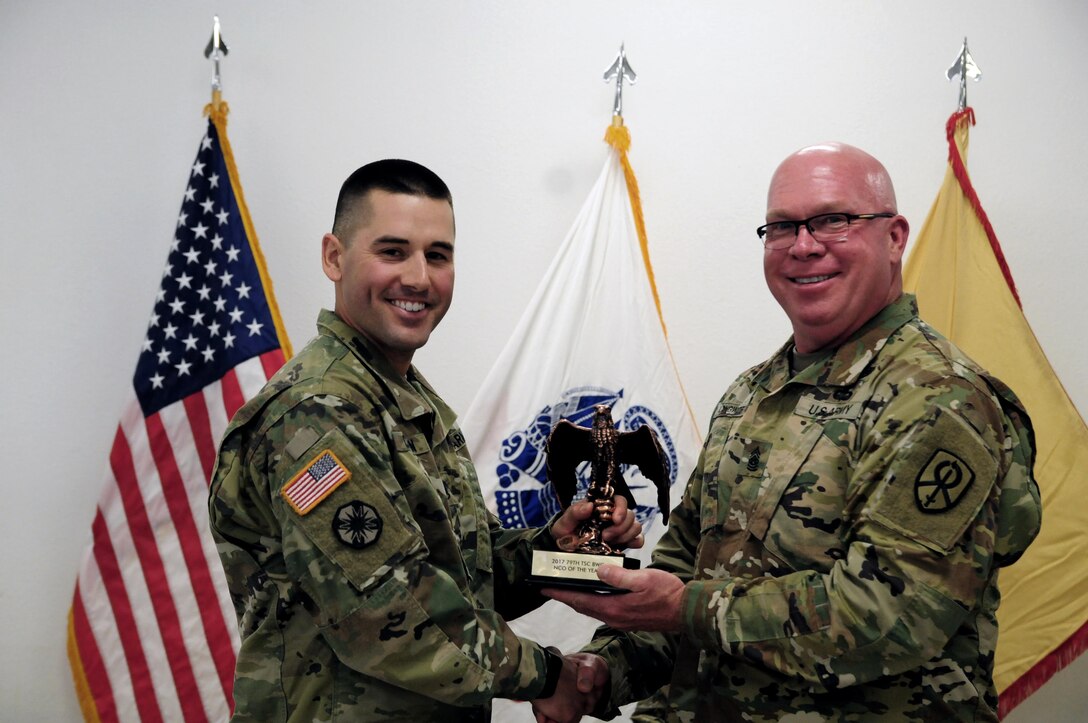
[285, 426, 321, 461]
[914, 449, 975, 513]
[715, 402, 748, 418]
[870, 411, 997, 553]
[281, 449, 351, 515]
[332, 501, 383, 548]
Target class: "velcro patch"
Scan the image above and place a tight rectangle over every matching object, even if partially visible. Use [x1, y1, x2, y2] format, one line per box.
[794, 400, 863, 421]
[285, 426, 321, 461]
[870, 411, 996, 553]
[332, 501, 383, 549]
[281, 449, 351, 515]
[914, 449, 975, 513]
[715, 402, 747, 418]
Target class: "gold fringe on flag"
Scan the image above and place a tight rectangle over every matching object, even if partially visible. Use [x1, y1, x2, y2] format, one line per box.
[204, 99, 293, 359]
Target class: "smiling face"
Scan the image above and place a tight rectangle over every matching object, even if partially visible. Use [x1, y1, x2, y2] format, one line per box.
[321, 189, 455, 375]
[763, 144, 909, 353]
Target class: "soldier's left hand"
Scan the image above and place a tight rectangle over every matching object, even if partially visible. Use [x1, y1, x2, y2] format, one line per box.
[544, 567, 683, 633]
[550, 496, 644, 550]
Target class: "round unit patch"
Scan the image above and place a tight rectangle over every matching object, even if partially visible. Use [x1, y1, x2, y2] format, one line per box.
[333, 501, 383, 549]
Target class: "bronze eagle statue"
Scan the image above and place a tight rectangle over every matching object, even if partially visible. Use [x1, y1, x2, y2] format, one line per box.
[545, 404, 670, 554]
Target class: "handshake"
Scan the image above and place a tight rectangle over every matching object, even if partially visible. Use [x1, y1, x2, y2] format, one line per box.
[528, 489, 686, 722]
[530, 564, 686, 722]
[531, 650, 610, 723]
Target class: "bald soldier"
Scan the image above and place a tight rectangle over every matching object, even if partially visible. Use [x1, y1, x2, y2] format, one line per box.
[541, 143, 1042, 722]
[209, 159, 627, 722]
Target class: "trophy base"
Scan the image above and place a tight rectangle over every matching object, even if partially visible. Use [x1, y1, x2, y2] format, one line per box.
[527, 549, 639, 594]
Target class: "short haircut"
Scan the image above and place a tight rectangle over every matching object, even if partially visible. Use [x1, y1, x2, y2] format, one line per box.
[331, 159, 454, 240]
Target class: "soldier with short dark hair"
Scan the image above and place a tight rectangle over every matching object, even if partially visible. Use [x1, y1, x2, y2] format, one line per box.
[209, 159, 626, 722]
[542, 143, 1042, 722]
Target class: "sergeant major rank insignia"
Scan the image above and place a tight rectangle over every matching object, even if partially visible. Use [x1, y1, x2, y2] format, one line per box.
[914, 448, 975, 513]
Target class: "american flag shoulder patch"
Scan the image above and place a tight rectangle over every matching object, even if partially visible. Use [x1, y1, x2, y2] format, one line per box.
[281, 449, 351, 515]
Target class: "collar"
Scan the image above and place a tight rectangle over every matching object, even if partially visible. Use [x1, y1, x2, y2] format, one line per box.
[316, 309, 456, 444]
[759, 294, 918, 392]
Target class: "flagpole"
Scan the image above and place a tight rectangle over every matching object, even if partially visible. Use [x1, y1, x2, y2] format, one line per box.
[941, 41, 1019, 307]
[205, 15, 228, 116]
[201, 15, 293, 358]
[602, 45, 664, 329]
[601, 45, 699, 431]
[946, 37, 980, 113]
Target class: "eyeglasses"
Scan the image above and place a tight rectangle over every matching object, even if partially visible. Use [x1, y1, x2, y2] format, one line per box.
[756, 212, 896, 250]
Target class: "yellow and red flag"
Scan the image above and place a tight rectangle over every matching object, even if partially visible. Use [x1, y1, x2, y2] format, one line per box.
[904, 108, 1088, 718]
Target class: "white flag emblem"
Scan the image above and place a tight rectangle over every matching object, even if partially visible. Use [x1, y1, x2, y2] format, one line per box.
[463, 127, 701, 717]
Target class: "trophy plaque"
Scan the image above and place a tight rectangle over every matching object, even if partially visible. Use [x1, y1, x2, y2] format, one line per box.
[528, 404, 669, 594]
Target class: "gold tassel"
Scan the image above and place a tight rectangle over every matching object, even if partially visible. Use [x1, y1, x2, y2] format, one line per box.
[604, 117, 665, 335]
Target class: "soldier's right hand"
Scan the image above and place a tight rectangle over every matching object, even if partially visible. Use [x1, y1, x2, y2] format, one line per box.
[531, 652, 609, 723]
[550, 496, 644, 551]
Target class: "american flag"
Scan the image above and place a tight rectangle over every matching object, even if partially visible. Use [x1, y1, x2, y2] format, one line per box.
[67, 107, 291, 723]
[282, 451, 351, 515]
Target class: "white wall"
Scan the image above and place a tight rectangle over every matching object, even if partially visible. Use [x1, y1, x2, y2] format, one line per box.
[2, 1, 1085, 720]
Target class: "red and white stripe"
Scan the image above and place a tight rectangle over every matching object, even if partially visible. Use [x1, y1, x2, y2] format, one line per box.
[282, 454, 348, 515]
[69, 350, 285, 722]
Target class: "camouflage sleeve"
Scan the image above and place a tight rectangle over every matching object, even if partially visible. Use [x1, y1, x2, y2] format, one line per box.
[489, 508, 555, 621]
[631, 686, 671, 722]
[259, 396, 553, 706]
[680, 381, 1014, 688]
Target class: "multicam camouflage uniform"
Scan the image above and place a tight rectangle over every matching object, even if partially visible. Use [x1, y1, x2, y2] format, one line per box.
[209, 310, 557, 722]
[589, 295, 1041, 722]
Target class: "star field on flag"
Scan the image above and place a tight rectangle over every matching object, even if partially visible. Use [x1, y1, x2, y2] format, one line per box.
[133, 121, 280, 416]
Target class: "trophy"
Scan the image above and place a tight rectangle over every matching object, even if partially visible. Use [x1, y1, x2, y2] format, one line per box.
[529, 404, 670, 593]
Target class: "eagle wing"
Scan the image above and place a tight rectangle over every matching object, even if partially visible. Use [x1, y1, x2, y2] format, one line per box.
[615, 425, 671, 523]
[545, 420, 594, 510]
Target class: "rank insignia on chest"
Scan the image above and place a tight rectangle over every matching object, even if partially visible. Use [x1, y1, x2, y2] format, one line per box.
[333, 501, 383, 549]
[281, 449, 351, 515]
[914, 449, 975, 513]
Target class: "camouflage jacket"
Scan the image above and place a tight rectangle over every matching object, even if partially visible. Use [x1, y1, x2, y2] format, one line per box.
[209, 310, 556, 722]
[589, 295, 1041, 722]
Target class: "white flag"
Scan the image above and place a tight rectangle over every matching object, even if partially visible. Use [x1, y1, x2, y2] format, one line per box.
[462, 122, 701, 720]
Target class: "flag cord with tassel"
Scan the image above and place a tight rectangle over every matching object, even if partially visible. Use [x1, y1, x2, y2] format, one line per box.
[604, 116, 699, 429]
[605, 117, 666, 334]
[945, 108, 1021, 307]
